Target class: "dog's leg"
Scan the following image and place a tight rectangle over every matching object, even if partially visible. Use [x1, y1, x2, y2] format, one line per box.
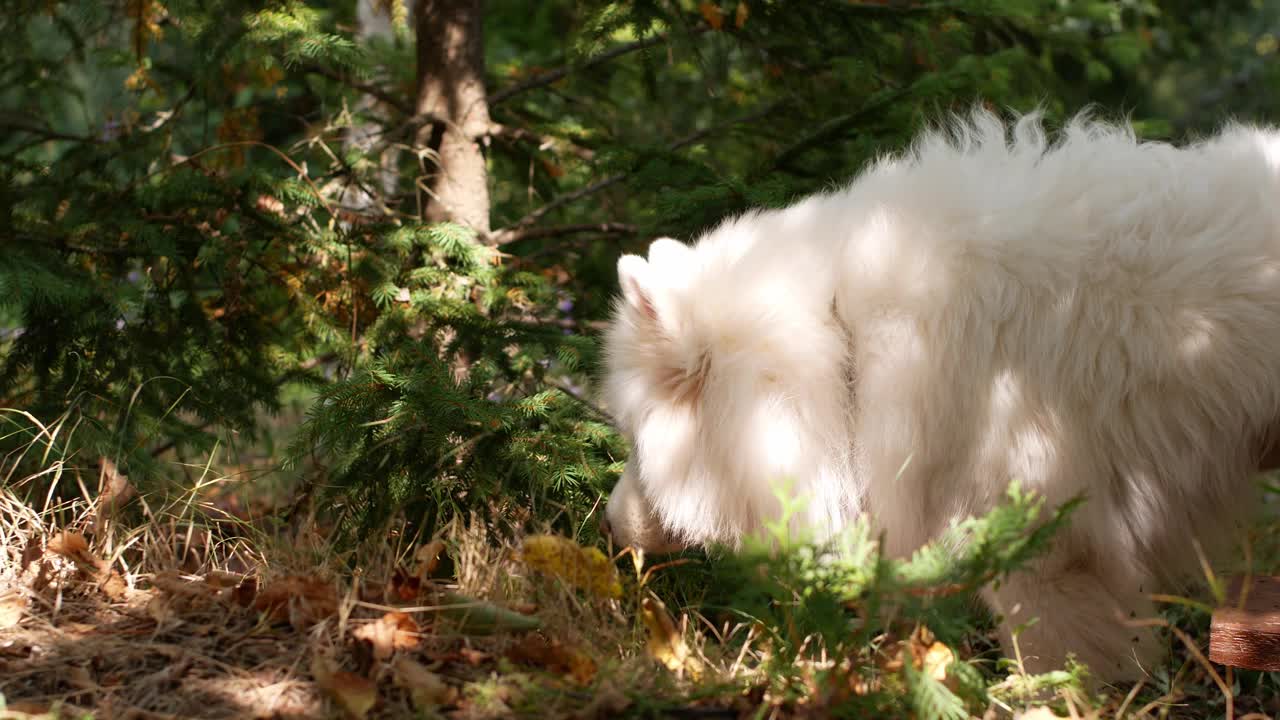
[983, 562, 1163, 683]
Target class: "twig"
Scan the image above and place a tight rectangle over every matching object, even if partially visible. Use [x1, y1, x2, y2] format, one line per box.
[493, 221, 635, 246]
[304, 65, 413, 115]
[772, 87, 910, 169]
[490, 100, 782, 240]
[486, 122, 595, 160]
[487, 29, 707, 107]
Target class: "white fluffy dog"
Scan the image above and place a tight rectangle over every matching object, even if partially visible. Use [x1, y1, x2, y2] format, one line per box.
[601, 109, 1280, 680]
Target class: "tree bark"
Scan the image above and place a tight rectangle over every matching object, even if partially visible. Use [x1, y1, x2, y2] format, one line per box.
[414, 0, 492, 236]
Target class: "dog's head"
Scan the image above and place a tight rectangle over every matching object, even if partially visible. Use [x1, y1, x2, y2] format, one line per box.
[600, 229, 854, 553]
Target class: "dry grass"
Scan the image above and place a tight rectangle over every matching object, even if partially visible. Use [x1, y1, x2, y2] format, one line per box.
[2, 412, 1279, 719]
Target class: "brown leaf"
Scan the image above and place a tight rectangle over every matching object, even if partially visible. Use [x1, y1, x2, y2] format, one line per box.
[388, 568, 421, 602]
[146, 593, 175, 625]
[352, 611, 420, 660]
[47, 531, 91, 561]
[92, 456, 137, 534]
[232, 576, 258, 608]
[98, 568, 128, 600]
[49, 530, 127, 599]
[254, 575, 338, 627]
[458, 647, 489, 666]
[391, 656, 456, 710]
[204, 570, 244, 589]
[413, 539, 446, 580]
[734, 1, 749, 28]
[506, 633, 597, 685]
[698, 1, 725, 30]
[313, 655, 377, 719]
[255, 194, 286, 216]
[0, 593, 27, 629]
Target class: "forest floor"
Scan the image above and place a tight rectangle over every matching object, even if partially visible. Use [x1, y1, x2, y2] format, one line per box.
[2, 449, 1279, 719]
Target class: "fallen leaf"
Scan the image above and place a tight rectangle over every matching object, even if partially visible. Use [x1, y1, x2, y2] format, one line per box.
[388, 567, 421, 602]
[255, 574, 338, 628]
[232, 575, 258, 608]
[98, 568, 128, 600]
[146, 593, 175, 625]
[48, 530, 127, 600]
[520, 535, 622, 600]
[204, 570, 244, 589]
[47, 531, 90, 561]
[312, 655, 377, 720]
[392, 656, 456, 709]
[640, 593, 702, 678]
[413, 539, 446, 580]
[352, 611, 420, 660]
[92, 456, 137, 534]
[0, 593, 27, 629]
[506, 633, 597, 685]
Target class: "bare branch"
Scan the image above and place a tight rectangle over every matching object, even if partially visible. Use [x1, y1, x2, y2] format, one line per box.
[0, 115, 98, 145]
[486, 122, 596, 160]
[493, 221, 636, 246]
[772, 87, 909, 169]
[488, 29, 706, 107]
[305, 64, 414, 116]
[489, 100, 783, 241]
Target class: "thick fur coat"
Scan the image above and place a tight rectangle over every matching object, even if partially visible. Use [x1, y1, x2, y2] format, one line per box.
[601, 109, 1280, 679]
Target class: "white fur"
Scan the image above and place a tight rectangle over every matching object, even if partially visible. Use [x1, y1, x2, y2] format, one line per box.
[602, 109, 1280, 680]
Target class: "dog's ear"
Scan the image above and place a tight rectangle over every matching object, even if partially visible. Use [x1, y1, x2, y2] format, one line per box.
[618, 237, 691, 329]
[647, 237, 691, 269]
[617, 254, 660, 324]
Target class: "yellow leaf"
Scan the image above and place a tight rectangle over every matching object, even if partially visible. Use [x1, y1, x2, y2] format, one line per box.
[640, 593, 702, 678]
[699, 1, 725, 30]
[923, 640, 954, 682]
[520, 534, 622, 599]
[735, 2, 749, 28]
[313, 656, 377, 720]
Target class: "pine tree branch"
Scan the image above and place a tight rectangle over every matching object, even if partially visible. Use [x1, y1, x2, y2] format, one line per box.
[488, 28, 708, 107]
[489, 100, 783, 242]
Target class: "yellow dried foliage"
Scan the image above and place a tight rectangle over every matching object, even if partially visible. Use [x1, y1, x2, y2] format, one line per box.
[520, 534, 622, 600]
[641, 593, 703, 679]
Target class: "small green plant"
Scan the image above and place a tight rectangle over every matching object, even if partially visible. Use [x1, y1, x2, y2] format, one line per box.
[707, 481, 1084, 718]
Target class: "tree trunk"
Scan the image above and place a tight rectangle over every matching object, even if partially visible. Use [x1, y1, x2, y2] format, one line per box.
[414, 0, 491, 237]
